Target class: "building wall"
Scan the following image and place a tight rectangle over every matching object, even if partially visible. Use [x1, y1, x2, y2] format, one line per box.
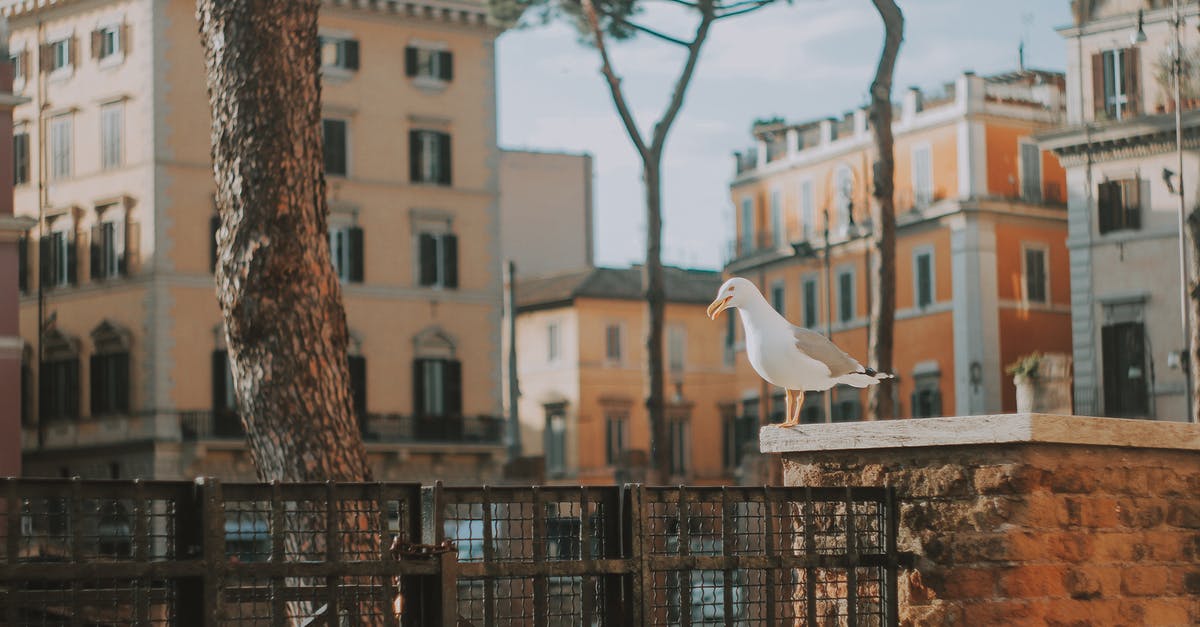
[498, 149, 593, 277]
[11, 0, 507, 479]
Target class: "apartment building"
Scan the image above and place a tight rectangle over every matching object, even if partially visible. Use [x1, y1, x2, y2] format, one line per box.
[726, 69, 1073, 424]
[8, 0, 508, 482]
[1037, 0, 1196, 420]
[513, 266, 739, 484]
[498, 149, 594, 278]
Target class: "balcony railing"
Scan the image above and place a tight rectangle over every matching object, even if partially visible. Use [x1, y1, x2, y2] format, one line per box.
[179, 410, 505, 445]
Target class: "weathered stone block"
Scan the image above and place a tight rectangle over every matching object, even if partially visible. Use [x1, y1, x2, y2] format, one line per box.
[1121, 565, 1170, 597]
[1166, 500, 1200, 528]
[999, 565, 1069, 598]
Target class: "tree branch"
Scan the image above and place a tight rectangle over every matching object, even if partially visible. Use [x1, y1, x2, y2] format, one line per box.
[714, 0, 772, 20]
[649, 0, 715, 154]
[604, 12, 692, 47]
[582, 0, 650, 158]
[713, 0, 771, 13]
[652, 0, 700, 8]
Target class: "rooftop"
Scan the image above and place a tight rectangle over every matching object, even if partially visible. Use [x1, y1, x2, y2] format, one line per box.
[516, 265, 722, 312]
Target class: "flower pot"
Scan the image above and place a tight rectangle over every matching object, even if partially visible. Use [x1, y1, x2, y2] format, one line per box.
[1014, 374, 1035, 413]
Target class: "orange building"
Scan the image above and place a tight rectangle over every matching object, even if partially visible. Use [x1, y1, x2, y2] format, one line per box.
[513, 266, 741, 484]
[725, 69, 1073, 423]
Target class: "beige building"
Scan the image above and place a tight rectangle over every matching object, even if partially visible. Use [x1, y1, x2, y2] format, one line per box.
[498, 149, 594, 278]
[1038, 1, 1197, 420]
[513, 266, 740, 484]
[9, 0, 508, 481]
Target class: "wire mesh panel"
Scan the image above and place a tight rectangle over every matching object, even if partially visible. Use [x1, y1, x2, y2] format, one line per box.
[639, 486, 896, 627]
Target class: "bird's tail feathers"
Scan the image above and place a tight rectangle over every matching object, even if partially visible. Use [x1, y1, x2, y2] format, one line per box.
[837, 369, 895, 388]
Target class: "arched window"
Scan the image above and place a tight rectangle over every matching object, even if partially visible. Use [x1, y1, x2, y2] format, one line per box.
[412, 327, 461, 419]
[89, 320, 131, 416]
[40, 329, 81, 421]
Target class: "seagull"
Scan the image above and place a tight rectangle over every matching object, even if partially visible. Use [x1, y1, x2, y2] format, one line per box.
[707, 277, 893, 427]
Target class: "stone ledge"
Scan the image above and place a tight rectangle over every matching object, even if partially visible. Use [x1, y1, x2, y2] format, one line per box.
[760, 413, 1200, 454]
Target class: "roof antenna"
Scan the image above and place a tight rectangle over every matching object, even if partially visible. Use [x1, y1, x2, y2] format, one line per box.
[1019, 12, 1033, 72]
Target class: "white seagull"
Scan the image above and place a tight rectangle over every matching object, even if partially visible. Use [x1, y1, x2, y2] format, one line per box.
[707, 277, 893, 427]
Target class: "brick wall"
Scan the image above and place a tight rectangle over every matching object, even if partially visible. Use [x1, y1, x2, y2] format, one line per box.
[767, 415, 1200, 626]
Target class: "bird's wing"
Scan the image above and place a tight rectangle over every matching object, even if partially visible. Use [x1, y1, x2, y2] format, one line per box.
[792, 326, 861, 377]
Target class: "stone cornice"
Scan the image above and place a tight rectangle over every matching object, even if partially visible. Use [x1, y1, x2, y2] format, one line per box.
[760, 413, 1200, 454]
[1038, 111, 1200, 167]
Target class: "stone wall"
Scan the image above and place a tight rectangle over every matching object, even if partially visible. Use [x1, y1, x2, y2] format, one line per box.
[763, 414, 1200, 626]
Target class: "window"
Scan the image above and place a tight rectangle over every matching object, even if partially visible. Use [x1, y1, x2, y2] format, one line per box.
[835, 165, 853, 228]
[210, 350, 242, 437]
[770, 281, 785, 315]
[739, 197, 754, 253]
[723, 407, 752, 469]
[49, 114, 72, 180]
[1102, 321, 1149, 417]
[92, 24, 122, 61]
[1094, 48, 1139, 121]
[418, 231, 458, 288]
[413, 358, 462, 416]
[912, 145, 933, 207]
[1098, 178, 1144, 234]
[320, 36, 360, 71]
[17, 234, 28, 293]
[668, 416, 689, 476]
[44, 37, 72, 74]
[41, 229, 76, 288]
[911, 374, 942, 418]
[545, 404, 566, 476]
[409, 130, 451, 185]
[10, 50, 24, 83]
[13, 129, 29, 185]
[604, 412, 627, 465]
[799, 179, 814, 240]
[329, 224, 364, 283]
[405, 46, 453, 81]
[770, 188, 783, 247]
[40, 355, 80, 421]
[322, 119, 348, 176]
[800, 391, 824, 424]
[802, 276, 819, 328]
[91, 216, 125, 280]
[90, 350, 129, 415]
[831, 387, 861, 422]
[348, 354, 366, 422]
[723, 311, 735, 367]
[547, 322, 560, 362]
[668, 325, 686, 375]
[837, 268, 855, 323]
[1020, 142, 1041, 202]
[914, 249, 934, 308]
[1023, 245, 1048, 304]
[99, 102, 123, 170]
[605, 323, 621, 362]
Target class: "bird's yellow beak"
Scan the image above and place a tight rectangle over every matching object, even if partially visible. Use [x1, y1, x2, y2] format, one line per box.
[707, 295, 732, 320]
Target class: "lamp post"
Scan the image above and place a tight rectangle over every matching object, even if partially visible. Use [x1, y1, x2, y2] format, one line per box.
[822, 206, 835, 423]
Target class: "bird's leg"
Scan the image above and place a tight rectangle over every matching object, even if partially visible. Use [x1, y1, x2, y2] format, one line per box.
[779, 389, 796, 428]
[792, 391, 805, 425]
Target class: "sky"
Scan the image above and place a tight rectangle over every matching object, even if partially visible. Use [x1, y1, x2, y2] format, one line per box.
[496, 1, 1076, 271]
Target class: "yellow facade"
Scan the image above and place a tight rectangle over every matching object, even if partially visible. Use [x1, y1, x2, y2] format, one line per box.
[727, 70, 1073, 423]
[514, 267, 740, 484]
[10, 0, 507, 481]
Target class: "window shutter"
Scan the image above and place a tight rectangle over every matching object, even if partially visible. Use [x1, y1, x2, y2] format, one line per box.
[90, 354, 103, 414]
[442, 233, 458, 288]
[67, 235, 78, 285]
[437, 132, 451, 185]
[91, 29, 103, 59]
[405, 46, 418, 77]
[409, 130, 422, 182]
[343, 39, 360, 70]
[910, 391, 919, 418]
[412, 358, 426, 415]
[1130, 179, 1148, 230]
[445, 359, 462, 416]
[1124, 46, 1140, 116]
[67, 358, 80, 419]
[39, 235, 51, 286]
[39, 43, 51, 71]
[90, 226, 102, 280]
[1091, 53, 1106, 118]
[212, 350, 227, 412]
[17, 235, 26, 293]
[418, 233, 438, 286]
[1097, 181, 1114, 234]
[120, 23, 130, 54]
[115, 352, 129, 412]
[348, 355, 366, 418]
[348, 226, 364, 282]
[69, 36, 79, 67]
[439, 51, 453, 81]
[322, 119, 347, 176]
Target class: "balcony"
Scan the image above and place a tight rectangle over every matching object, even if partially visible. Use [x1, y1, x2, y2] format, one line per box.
[179, 410, 505, 445]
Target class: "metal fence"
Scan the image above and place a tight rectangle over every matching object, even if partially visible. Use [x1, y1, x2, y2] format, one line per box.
[1, 479, 901, 626]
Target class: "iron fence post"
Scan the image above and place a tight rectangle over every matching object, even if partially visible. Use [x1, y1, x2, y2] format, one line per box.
[886, 486, 900, 625]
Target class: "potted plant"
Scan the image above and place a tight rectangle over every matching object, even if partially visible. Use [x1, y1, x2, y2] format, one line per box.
[1006, 352, 1042, 413]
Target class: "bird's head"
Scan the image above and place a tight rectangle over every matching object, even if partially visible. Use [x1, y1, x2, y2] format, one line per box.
[707, 277, 755, 320]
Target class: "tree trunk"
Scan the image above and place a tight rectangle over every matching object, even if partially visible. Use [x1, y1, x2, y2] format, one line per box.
[1186, 207, 1200, 423]
[196, 1, 385, 622]
[643, 153, 669, 481]
[865, 0, 903, 421]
